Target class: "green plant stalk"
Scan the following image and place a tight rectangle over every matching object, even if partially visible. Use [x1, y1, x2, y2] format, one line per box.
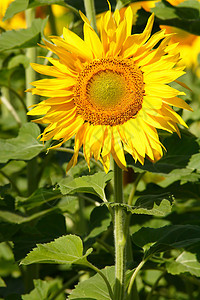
[47, 5, 57, 35]
[127, 259, 146, 299]
[25, 8, 37, 108]
[124, 174, 144, 300]
[24, 7, 39, 293]
[83, 0, 98, 33]
[113, 162, 126, 300]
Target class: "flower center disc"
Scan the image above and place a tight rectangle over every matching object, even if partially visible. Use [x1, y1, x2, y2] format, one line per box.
[74, 58, 144, 126]
[88, 71, 127, 109]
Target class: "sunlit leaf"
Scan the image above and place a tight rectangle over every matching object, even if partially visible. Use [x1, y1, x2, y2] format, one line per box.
[21, 235, 93, 266]
[3, 0, 28, 21]
[166, 251, 200, 277]
[0, 123, 44, 163]
[22, 279, 65, 300]
[59, 171, 113, 201]
[105, 193, 173, 217]
[0, 18, 48, 52]
[69, 266, 115, 300]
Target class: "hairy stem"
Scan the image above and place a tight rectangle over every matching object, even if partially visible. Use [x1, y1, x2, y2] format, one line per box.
[25, 8, 37, 108]
[113, 161, 126, 300]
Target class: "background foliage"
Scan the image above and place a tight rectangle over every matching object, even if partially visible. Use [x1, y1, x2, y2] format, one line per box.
[0, 0, 200, 299]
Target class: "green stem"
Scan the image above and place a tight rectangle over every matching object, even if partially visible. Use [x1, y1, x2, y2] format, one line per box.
[83, 0, 98, 33]
[87, 262, 114, 300]
[24, 8, 40, 293]
[25, 8, 37, 108]
[47, 6, 57, 35]
[123, 173, 145, 299]
[113, 161, 126, 300]
[127, 260, 146, 299]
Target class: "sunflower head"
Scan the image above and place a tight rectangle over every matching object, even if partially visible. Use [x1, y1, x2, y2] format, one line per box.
[27, 5, 192, 173]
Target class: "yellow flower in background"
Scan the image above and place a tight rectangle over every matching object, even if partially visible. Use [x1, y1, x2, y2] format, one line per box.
[159, 25, 200, 70]
[133, 0, 200, 71]
[27, 6, 192, 173]
[0, 0, 26, 30]
[0, 1, 68, 35]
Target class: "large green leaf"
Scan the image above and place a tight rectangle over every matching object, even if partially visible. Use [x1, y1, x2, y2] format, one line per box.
[0, 207, 55, 224]
[132, 193, 174, 216]
[166, 251, 200, 277]
[132, 225, 200, 258]
[151, 0, 200, 35]
[0, 17, 48, 52]
[69, 266, 115, 300]
[21, 235, 93, 266]
[0, 123, 44, 163]
[105, 193, 173, 217]
[59, 171, 113, 201]
[22, 279, 65, 300]
[16, 188, 61, 211]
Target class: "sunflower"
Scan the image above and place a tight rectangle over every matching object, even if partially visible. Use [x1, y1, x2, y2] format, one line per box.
[27, 5, 192, 173]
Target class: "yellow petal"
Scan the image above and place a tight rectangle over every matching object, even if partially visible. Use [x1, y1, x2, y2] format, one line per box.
[145, 83, 185, 98]
[163, 97, 193, 111]
[111, 127, 126, 169]
[83, 23, 103, 58]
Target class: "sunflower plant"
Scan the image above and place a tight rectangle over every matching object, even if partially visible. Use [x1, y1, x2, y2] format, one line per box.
[0, 0, 200, 300]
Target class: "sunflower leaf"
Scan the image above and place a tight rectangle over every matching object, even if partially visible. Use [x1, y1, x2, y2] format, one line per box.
[103, 193, 174, 217]
[22, 279, 65, 300]
[20, 235, 93, 266]
[132, 225, 200, 258]
[69, 266, 115, 300]
[151, 0, 200, 35]
[0, 17, 48, 52]
[3, 0, 28, 21]
[58, 171, 113, 201]
[0, 123, 44, 164]
[166, 251, 200, 277]
[16, 188, 61, 211]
